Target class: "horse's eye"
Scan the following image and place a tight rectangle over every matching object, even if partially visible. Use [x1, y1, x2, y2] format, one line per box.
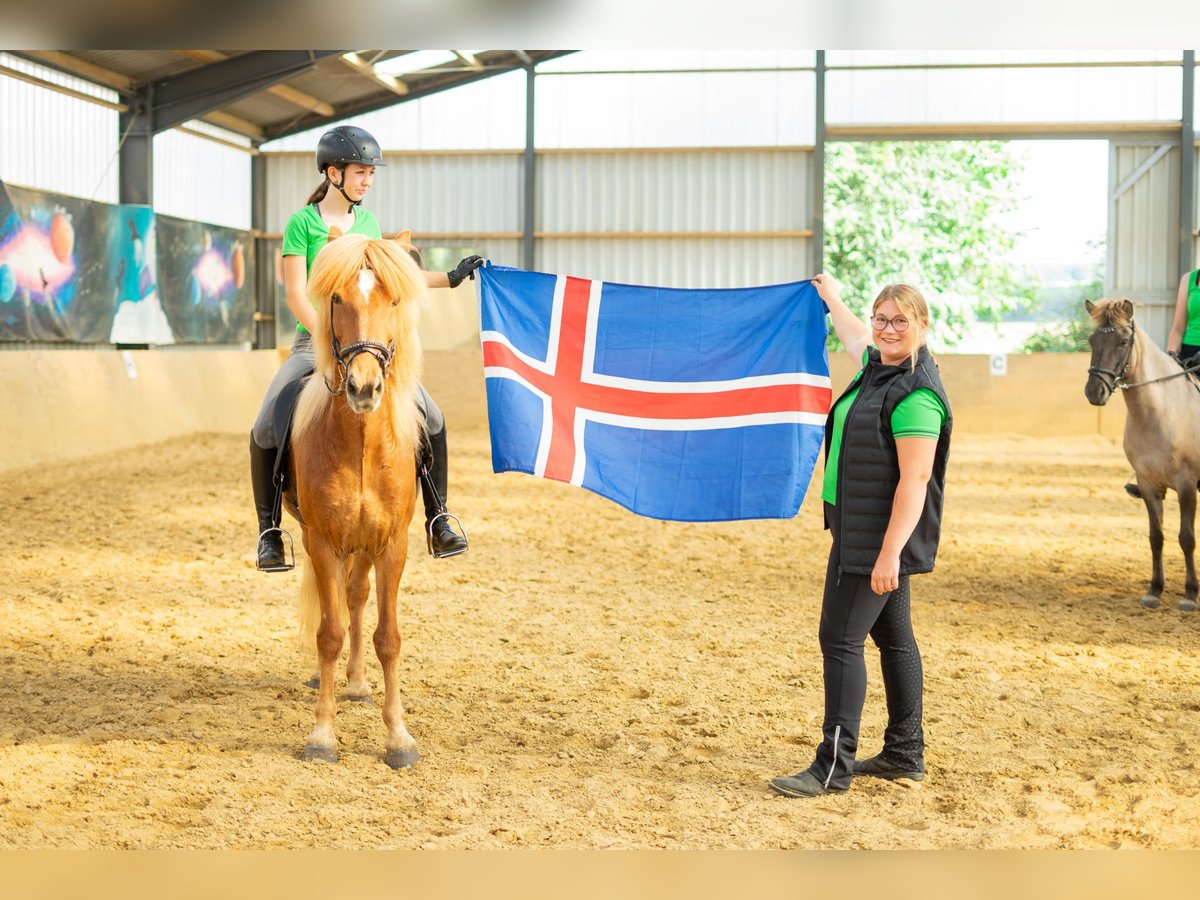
[332, 292, 342, 305]
[390, 297, 400, 307]
[1119, 339, 1129, 346]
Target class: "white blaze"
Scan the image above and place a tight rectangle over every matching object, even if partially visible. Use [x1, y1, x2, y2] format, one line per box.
[358, 268, 376, 299]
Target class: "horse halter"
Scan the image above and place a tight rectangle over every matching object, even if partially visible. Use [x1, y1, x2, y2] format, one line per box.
[324, 291, 396, 396]
[1087, 320, 1136, 395]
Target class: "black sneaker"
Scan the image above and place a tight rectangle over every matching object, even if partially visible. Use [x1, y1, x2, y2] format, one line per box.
[768, 770, 848, 798]
[256, 531, 288, 571]
[427, 516, 468, 558]
[852, 754, 925, 782]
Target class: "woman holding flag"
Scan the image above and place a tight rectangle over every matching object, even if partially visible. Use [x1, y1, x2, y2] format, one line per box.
[249, 124, 483, 570]
[769, 275, 952, 798]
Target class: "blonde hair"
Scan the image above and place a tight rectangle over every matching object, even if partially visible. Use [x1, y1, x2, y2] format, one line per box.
[293, 233, 427, 452]
[872, 283, 929, 369]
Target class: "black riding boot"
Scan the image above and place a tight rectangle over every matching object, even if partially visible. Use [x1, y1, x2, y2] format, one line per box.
[420, 426, 469, 558]
[249, 436, 288, 571]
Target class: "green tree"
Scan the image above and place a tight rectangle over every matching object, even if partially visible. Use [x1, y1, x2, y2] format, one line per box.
[1020, 262, 1104, 352]
[824, 141, 1037, 347]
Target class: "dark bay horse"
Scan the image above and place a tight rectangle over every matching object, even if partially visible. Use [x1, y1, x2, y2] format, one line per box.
[287, 233, 428, 767]
[1085, 298, 1200, 612]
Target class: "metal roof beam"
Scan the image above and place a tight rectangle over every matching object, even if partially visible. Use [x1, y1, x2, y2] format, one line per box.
[453, 51, 483, 70]
[266, 51, 577, 141]
[7, 52, 262, 141]
[199, 110, 265, 140]
[177, 50, 336, 117]
[340, 52, 410, 96]
[16, 51, 136, 94]
[0, 60, 127, 111]
[145, 50, 343, 133]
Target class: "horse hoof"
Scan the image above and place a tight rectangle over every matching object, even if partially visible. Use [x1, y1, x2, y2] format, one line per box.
[346, 694, 374, 705]
[304, 676, 320, 690]
[304, 745, 338, 765]
[1139, 594, 1161, 609]
[1180, 599, 1198, 613]
[385, 747, 420, 769]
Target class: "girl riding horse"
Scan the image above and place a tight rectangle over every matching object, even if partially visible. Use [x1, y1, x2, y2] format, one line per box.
[250, 125, 481, 570]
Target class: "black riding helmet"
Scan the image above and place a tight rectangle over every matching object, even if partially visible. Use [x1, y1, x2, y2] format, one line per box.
[316, 125, 386, 207]
[317, 125, 386, 172]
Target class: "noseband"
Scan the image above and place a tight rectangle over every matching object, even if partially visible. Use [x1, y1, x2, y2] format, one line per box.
[324, 290, 396, 396]
[1087, 320, 1136, 395]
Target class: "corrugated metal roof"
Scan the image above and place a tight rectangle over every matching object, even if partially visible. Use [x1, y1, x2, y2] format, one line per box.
[10, 51, 576, 144]
[284, 65, 393, 106]
[71, 50, 201, 85]
[223, 91, 319, 125]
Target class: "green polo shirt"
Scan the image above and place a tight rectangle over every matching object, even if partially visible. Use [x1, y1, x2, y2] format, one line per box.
[281, 204, 382, 333]
[1184, 270, 1200, 346]
[822, 351, 948, 506]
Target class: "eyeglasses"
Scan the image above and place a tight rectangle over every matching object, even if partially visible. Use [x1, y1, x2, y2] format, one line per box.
[871, 314, 910, 333]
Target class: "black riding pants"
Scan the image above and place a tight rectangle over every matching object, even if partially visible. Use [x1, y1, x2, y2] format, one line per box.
[808, 504, 925, 790]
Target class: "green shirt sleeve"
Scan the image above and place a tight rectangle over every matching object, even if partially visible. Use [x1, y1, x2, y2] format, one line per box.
[281, 209, 311, 260]
[891, 388, 947, 438]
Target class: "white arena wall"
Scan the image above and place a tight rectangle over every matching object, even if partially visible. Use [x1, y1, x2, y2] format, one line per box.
[1, 317, 1125, 476]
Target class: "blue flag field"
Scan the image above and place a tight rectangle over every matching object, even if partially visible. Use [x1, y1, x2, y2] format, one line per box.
[477, 263, 832, 522]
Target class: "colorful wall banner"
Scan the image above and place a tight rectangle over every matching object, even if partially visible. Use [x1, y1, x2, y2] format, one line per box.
[157, 214, 255, 344]
[0, 178, 256, 345]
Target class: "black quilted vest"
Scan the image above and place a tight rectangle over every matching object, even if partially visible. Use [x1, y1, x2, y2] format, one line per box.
[824, 344, 952, 576]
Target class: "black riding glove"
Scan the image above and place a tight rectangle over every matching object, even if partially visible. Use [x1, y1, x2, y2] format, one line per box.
[447, 255, 484, 289]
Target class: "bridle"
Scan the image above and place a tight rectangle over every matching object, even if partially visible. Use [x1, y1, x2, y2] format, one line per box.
[1088, 319, 1200, 394]
[1086, 321, 1136, 395]
[323, 289, 395, 396]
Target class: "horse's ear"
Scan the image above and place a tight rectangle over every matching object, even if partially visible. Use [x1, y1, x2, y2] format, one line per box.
[1120, 299, 1135, 320]
[327, 225, 343, 244]
[393, 229, 423, 267]
[1084, 299, 1096, 316]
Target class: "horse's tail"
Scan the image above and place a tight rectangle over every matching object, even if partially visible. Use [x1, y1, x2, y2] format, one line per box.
[297, 546, 350, 649]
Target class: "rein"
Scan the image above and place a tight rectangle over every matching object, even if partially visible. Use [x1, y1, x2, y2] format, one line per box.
[1089, 319, 1200, 392]
[1118, 367, 1200, 390]
[323, 290, 396, 396]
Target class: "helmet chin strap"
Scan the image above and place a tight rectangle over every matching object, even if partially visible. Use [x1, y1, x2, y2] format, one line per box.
[329, 167, 361, 209]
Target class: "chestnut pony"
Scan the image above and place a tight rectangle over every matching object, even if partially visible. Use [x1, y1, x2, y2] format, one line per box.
[287, 233, 427, 767]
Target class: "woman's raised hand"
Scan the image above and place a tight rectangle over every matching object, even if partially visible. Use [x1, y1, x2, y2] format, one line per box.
[811, 273, 841, 303]
[447, 255, 484, 288]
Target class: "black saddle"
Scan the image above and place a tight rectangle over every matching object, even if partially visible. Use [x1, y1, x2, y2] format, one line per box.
[269, 367, 313, 527]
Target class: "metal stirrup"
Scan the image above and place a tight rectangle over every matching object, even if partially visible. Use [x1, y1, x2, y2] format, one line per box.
[426, 511, 468, 558]
[256, 526, 296, 572]
[418, 456, 468, 557]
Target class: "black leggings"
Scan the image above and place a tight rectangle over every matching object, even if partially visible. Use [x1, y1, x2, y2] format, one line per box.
[808, 508, 925, 789]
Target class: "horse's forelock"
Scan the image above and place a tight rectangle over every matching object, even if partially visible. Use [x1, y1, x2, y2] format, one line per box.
[363, 239, 424, 309]
[1091, 299, 1133, 329]
[307, 233, 370, 339]
[294, 234, 425, 451]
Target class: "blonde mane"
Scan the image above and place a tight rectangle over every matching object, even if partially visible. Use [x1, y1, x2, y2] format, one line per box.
[292, 233, 427, 452]
[1087, 297, 1134, 329]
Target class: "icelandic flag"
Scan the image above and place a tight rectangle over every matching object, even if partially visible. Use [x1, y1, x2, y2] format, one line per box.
[477, 263, 832, 522]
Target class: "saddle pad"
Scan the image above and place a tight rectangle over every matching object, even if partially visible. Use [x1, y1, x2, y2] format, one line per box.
[272, 366, 314, 481]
